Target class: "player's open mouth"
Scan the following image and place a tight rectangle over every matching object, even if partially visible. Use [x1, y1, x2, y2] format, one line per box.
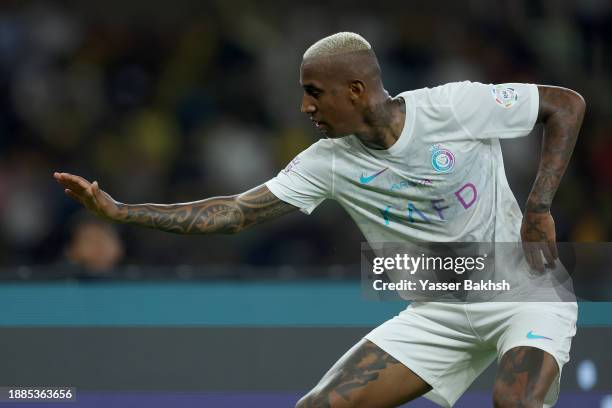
[311, 119, 327, 130]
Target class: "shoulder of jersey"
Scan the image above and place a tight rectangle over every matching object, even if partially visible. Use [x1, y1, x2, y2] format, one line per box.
[306, 137, 338, 157]
[323, 136, 355, 150]
[413, 81, 471, 105]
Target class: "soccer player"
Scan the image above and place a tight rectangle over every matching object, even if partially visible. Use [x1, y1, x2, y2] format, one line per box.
[54, 32, 585, 407]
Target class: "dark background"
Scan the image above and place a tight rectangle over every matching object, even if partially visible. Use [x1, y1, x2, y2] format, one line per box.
[0, 0, 610, 273]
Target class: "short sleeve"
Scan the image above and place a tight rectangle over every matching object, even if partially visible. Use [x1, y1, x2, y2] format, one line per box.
[451, 81, 539, 139]
[265, 140, 333, 215]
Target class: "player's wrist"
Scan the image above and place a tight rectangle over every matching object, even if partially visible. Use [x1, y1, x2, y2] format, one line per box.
[525, 201, 551, 214]
[112, 202, 129, 223]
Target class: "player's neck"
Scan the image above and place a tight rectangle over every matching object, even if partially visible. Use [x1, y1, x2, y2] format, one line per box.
[355, 96, 406, 150]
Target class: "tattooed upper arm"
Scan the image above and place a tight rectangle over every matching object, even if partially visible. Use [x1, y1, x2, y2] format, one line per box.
[233, 185, 298, 232]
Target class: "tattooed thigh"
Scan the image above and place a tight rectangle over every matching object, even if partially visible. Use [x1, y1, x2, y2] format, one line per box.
[296, 339, 431, 408]
[493, 346, 559, 408]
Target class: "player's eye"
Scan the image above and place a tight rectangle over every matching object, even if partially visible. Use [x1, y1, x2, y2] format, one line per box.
[305, 87, 321, 98]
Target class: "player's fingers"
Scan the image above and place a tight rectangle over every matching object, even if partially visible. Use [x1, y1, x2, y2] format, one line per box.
[54, 172, 74, 183]
[59, 173, 92, 192]
[524, 242, 544, 273]
[64, 189, 85, 205]
[72, 175, 94, 192]
[63, 181, 97, 206]
[522, 242, 535, 269]
[56, 175, 87, 193]
[541, 244, 556, 268]
[532, 246, 545, 272]
[549, 241, 559, 260]
[54, 172, 71, 187]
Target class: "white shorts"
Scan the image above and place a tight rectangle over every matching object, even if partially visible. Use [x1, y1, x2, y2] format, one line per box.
[364, 301, 577, 408]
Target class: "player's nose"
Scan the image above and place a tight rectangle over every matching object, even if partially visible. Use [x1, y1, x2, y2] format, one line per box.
[300, 95, 316, 114]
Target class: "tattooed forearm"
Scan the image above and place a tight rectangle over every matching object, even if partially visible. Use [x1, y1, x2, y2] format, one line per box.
[526, 86, 585, 213]
[116, 185, 297, 234]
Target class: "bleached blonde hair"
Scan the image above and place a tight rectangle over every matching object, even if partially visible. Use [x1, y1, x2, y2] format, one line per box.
[303, 32, 372, 59]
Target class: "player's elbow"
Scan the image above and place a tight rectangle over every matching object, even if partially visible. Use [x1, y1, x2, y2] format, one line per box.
[538, 86, 586, 125]
[554, 88, 586, 123]
[567, 89, 586, 120]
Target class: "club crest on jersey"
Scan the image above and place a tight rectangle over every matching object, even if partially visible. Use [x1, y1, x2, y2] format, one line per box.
[430, 144, 455, 173]
[491, 84, 518, 108]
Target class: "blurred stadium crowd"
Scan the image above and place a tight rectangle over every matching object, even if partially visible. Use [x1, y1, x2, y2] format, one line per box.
[0, 0, 610, 276]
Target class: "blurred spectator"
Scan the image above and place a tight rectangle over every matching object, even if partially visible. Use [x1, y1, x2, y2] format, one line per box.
[64, 216, 124, 275]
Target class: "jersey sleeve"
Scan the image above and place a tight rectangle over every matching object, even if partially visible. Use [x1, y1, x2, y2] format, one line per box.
[265, 140, 333, 215]
[450, 81, 539, 139]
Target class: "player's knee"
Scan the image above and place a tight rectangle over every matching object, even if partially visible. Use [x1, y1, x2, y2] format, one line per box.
[492, 387, 543, 408]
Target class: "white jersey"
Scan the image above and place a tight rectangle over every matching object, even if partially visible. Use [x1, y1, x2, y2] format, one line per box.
[266, 81, 539, 245]
[267, 81, 576, 407]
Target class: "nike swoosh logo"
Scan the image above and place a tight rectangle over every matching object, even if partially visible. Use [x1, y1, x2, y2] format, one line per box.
[360, 167, 388, 184]
[526, 331, 553, 340]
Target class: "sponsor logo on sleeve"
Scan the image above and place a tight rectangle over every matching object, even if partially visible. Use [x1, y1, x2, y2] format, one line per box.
[492, 84, 518, 108]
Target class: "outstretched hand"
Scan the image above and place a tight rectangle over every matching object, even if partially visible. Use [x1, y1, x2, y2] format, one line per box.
[520, 211, 558, 272]
[53, 172, 124, 222]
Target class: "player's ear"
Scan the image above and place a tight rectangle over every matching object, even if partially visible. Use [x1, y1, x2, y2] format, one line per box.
[349, 80, 365, 102]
